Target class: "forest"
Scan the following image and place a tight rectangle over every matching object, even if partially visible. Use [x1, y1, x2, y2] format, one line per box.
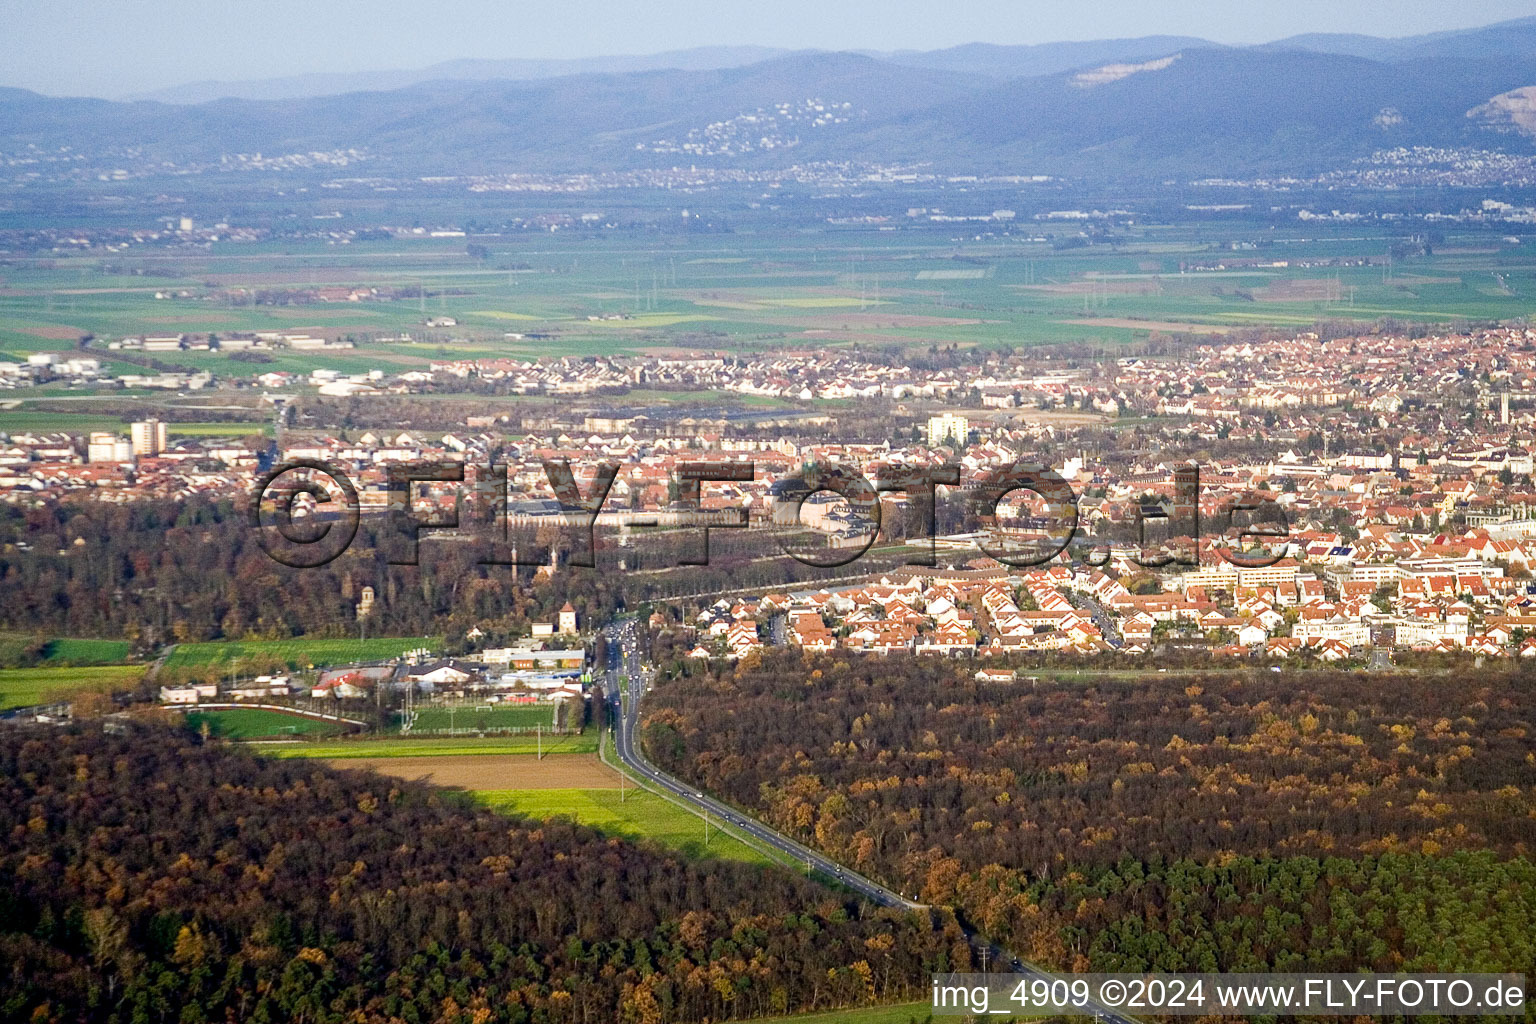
[642, 653, 1536, 977]
[0, 725, 964, 1024]
[0, 497, 618, 646]
[0, 496, 912, 650]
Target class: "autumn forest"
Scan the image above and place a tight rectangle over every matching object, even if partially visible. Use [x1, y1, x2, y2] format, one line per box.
[642, 654, 1536, 979]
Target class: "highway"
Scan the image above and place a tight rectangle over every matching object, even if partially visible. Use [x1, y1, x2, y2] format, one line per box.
[601, 619, 916, 909]
[598, 619, 1143, 1024]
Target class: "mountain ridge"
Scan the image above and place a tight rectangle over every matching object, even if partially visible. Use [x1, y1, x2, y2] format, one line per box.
[88, 16, 1536, 105]
[5, 21, 1536, 182]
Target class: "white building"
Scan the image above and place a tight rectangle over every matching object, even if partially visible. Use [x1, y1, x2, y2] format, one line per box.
[1292, 617, 1371, 647]
[1394, 617, 1468, 648]
[87, 432, 133, 464]
[926, 412, 969, 448]
[131, 420, 167, 457]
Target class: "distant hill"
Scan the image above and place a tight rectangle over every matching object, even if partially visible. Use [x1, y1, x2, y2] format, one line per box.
[102, 16, 1536, 105]
[838, 48, 1536, 176]
[6, 20, 1536, 182]
[129, 45, 794, 104]
[1261, 15, 1536, 63]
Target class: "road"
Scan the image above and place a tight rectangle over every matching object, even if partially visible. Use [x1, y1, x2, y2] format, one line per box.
[597, 619, 1143, 1024]
[1075, 593, 1123, 649]
[600, 618, 916, 909]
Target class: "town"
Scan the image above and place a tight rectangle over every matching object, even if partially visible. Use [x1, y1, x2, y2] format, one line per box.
[4, 324, 1536, 673]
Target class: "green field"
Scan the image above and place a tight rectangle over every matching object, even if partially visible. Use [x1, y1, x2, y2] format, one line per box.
[757, 1003, 935, 1024]
[164, 636, 437, 671]
[3, 225, 1533, 386]
[0, 635, 31, 666]
[184, 707, 345, 739]
[755, 999, 1045, 1023]
[476, 787, 771, 864]
[0, 412, 269, 437]
[0, 634, 134, 668]
[773, 1007, 933, 1024]
[264, 733, 598, 758]
[0, 664, 146, 709]
[41, 637, 133, 664]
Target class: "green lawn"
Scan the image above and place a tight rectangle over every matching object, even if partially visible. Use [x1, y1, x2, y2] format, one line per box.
[0, 664, 146, 709]
[265, 733, 598, 758]
[184, 707, 344, 739]
[477, 787, 771, 863]
[164, 636, 437, 671]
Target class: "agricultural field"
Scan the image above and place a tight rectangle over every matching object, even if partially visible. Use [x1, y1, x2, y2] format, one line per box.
[755, 1001, 1043, 1023]
[2, 223, 1533, 387]
[163, 636, 437, 671]
[476, 786, 772, 864]
[0, 410, 269, 436]
[0, 636, 31, 667]
[329, 752, 615, 790]
[183, 707, 345, 739]
[266, 733, 597, 757]
[756, 1003, 952, 1024]
[0, 633, 134, 668]
[38, 637, 133, 665]
[0, 664, 145, 709]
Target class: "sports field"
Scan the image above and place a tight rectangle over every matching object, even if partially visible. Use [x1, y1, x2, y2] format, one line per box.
[0, 664, 146, 709]
[403, 702, 554, 733]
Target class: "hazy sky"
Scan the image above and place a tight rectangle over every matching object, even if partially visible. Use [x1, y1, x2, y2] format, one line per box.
[4, 0, 1533, 98]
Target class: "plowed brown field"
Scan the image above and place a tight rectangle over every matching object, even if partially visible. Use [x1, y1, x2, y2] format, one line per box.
[326, 752, 617, 790]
